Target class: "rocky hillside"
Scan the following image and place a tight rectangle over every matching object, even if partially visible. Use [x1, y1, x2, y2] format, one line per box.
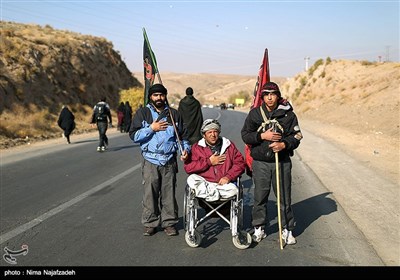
[283, 59, 399, 139]
[0, 21, 141, 145]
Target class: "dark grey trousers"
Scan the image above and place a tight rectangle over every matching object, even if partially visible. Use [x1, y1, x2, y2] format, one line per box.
[96, 122, 108, 147]
[251, 159, 295, 231]
[141, 159, 178, 228]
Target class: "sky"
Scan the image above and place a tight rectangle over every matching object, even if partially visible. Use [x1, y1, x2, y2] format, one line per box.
[1, 0, 399, 78]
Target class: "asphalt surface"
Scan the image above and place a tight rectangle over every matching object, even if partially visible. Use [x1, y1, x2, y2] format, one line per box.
[1, 107, 400, 266]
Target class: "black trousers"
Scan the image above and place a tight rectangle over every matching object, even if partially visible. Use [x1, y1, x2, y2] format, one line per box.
[97, 122, 108, 147]
[251, 159, 295, 231]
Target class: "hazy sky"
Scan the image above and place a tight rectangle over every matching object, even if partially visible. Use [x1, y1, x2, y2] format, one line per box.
[2, 0, 399, 77]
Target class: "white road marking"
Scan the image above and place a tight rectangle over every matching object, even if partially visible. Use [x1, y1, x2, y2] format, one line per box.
[0, 164, 141, 245]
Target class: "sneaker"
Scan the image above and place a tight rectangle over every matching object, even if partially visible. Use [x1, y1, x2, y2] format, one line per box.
[282, 229, 296, 245]
[143, 227, 156, 236]
[97, 146, 101, 152]
[164, 226, 178, 236]
[101, 146, 106, 151]
[252, 226, 267, 243]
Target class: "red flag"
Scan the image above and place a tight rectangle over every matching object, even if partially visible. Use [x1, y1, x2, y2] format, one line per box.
[245, 49, 270, 176]
[251, 49, 270, 109]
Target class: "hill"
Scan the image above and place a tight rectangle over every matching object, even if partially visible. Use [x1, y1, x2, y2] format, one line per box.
[0, 21, 141, 145]
[283, 59, 399, 184]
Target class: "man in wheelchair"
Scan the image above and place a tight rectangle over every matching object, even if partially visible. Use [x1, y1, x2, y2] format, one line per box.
[184, 119, 246, 203]
[183, 119, 251, 248]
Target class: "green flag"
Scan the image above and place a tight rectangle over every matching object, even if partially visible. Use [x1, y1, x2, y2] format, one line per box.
[143, 28, 159, 106]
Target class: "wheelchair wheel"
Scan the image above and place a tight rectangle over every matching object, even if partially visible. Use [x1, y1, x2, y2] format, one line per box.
[183, 190, 188, 230]
[232, 230, 252, 249]
[185, 230, 202, 248]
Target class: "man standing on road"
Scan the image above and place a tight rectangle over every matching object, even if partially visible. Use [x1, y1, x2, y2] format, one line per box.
[241, 82, 303, 245]
[178, 87, 203, 145]
[90, 97, 112, 152]
[129, 83, 191, 237]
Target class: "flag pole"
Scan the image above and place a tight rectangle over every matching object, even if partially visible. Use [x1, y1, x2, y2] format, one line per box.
[142, 28, 183, 154]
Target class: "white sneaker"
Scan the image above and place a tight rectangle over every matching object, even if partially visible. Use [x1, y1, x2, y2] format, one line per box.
[97, 146, 101, 152]
[101, 146, 106, 151]
[252, 226, 267, 243]
[282, 229, 296, 245]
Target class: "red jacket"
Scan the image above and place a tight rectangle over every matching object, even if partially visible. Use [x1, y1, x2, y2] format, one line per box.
[184, 137, 245, 183]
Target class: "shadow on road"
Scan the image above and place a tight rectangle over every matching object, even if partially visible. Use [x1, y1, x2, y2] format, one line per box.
[266, 192, 337, 237]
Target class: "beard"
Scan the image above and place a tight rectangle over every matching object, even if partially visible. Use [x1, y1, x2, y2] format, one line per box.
[151, 99, 165, 109]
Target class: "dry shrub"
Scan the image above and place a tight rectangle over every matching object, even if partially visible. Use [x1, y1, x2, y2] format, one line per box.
[119, 87, 144, 111]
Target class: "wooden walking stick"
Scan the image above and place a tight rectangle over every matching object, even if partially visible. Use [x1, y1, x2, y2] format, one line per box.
[275, 151, 284, 250]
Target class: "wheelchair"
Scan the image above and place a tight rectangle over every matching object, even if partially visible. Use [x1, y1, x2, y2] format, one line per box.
[183, 177, 252, 249]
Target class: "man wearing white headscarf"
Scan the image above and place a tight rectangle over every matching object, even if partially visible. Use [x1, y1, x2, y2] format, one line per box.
[184, 119, 245, 202]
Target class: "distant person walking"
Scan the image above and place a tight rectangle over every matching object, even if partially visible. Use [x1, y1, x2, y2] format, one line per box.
[90, 97, 112, 152]
[117, 102, 125, 133]
[57, 105, 75, 144]
[178, 87, 204, 145]
[124, 101, 132, 133]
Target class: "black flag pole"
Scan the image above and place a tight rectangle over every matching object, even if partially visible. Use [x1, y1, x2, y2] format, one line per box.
[142, 28, 183, 154]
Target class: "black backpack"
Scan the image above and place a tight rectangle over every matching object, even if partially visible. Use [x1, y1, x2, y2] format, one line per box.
[94, 103, 109, 122]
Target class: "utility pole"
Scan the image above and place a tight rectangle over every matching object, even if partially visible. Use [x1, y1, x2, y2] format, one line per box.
[304, 56, 310, 71]
[385, 46, 390, 62]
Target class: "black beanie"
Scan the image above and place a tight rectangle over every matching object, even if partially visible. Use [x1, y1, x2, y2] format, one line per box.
[261, 82, 281, 98]
[186, 87, 194, 95]
[149, 83, 167, 97]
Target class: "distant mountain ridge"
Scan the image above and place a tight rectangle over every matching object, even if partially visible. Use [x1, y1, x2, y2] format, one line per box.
[133, 72, 286, 106]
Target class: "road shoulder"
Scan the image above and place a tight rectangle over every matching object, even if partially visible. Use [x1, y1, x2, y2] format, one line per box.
[297, 127, 399, 266]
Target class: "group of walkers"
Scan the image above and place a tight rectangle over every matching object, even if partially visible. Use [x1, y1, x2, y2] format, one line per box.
[116, 101, 133, 133]
[58, 81, 303, 245]
[57, 98, 131, 151]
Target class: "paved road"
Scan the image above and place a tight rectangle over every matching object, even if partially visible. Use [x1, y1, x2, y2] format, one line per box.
[0, 108, 390, 270]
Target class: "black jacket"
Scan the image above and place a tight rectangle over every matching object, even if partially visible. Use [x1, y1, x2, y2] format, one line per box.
[57, 107, 75, 134]
[241, 100, 302, 162]
[178, 95, 203, 145]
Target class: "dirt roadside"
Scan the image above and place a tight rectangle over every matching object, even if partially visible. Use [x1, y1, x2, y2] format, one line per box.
[297, 120, 399, 266]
